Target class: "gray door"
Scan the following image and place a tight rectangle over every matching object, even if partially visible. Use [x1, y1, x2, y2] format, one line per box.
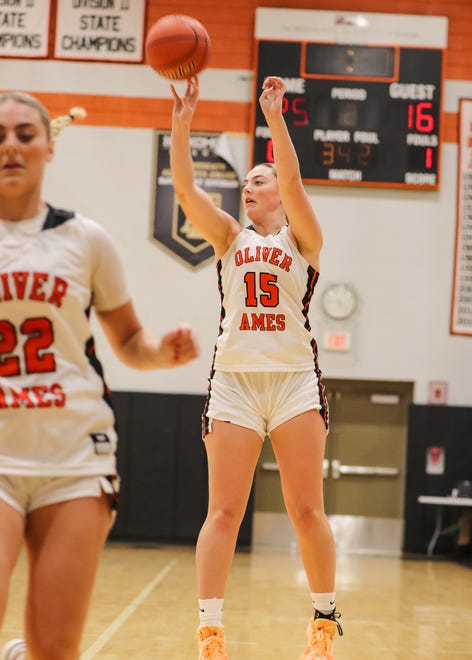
[323, 378, 413, 519]
[253, 378, 413, 550]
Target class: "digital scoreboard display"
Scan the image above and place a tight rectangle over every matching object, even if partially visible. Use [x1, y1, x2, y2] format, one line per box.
[251, 9, 447, 190]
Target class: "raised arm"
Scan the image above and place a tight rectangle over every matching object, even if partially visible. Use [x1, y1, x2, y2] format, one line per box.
[170, 78, 240, 259]
[259, 76, 323, 269]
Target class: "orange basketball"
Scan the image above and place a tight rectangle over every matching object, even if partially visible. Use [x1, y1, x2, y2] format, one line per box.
[145, 15, 211, 81]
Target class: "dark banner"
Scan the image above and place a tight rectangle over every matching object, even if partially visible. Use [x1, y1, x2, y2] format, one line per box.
[151, 131, 241, 269]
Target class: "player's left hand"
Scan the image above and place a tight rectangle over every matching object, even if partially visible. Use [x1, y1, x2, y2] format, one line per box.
[159, 322, 200, 366]
[259, 76, 286, 117]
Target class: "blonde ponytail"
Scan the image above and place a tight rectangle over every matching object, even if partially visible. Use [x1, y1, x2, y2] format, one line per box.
[50, 107, 87, 138]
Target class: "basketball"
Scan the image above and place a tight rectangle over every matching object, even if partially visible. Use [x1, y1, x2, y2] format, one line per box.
[145, 15, 211, 81]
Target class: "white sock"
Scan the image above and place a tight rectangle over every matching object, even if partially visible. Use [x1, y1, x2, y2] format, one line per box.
[311, 592, 336, 615]
[2, 639, 27, 660]
[198, 598, 224, 627]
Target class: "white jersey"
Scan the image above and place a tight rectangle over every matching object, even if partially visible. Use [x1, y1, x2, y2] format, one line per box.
[213, 226, 322, 372]
[0, 206, 130, 476]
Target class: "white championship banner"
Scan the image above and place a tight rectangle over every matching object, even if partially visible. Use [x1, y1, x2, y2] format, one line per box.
[0, 0, 51, 58]
[451, 98, 472, 335]
[54, 0, 145, 63]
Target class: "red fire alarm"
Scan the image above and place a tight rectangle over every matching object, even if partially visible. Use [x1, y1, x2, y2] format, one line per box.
[426, 446, 445, 475]
[428, 381, 448, 405]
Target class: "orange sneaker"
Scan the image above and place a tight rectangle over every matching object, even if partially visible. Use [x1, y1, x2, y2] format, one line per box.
[198, 625, 229, 660]
[300, 611, 343, 659]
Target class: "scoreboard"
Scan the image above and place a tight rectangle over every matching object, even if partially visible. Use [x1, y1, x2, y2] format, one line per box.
[251, 9, 448, 189]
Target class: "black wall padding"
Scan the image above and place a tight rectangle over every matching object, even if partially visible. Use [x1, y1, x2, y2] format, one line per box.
[403, 404, 472, 555]
[108, 391, 253, 546]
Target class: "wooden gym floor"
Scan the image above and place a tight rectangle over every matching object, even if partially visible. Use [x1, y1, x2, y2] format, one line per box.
[1, 542, 471, 659]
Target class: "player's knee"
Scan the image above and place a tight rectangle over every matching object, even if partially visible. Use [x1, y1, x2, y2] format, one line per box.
[210, 506, 245, 534]
[287, 502, 325, 530]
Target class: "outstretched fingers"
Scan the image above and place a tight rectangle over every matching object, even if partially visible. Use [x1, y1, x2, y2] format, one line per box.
[171, 77, 199, 115]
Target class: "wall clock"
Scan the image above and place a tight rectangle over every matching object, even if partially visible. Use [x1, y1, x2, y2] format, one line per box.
[321, 283, 357, 320]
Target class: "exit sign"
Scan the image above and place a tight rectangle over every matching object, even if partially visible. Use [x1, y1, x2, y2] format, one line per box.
[324, 331, 351, 351]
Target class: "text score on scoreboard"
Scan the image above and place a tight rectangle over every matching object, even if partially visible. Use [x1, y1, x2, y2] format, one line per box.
[252, 9, 448, 190]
